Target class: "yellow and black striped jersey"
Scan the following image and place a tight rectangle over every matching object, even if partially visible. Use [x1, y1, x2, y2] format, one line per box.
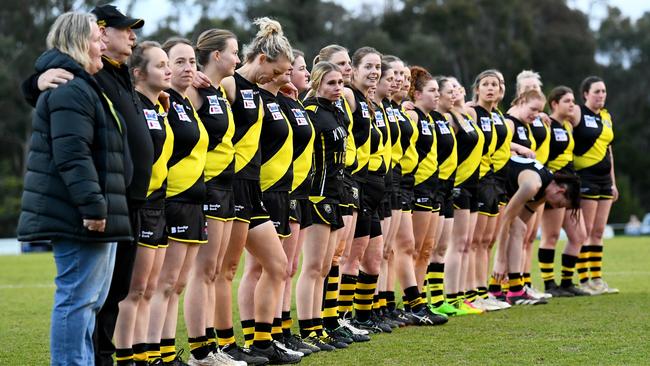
[546, 117, 574, 172]
[388, 101, 404, 170]
[231, 72, 264, 180]
[398, 104, 419, 176]
[196, 84, 235, 189]
[491, 109, 512, 175]
[334, 96, 357, 172]
[349, 87, 372, 181]
[304, 97, 348, 203]
[474, 105, 497, 179]
[411, 107, 438, 188]
[368, 101, 387, 175]
[278, 94, 314, 199]
[165, 88, 208, 203]
[573, 105, 613, 179]
[259, 88, 293, 192]
[530, 116, 550, 165]
[452, 113, 484, 187]
[137, 92, 174, 208]
[508, 114, 535, 150]
[431, 111, 457, 181]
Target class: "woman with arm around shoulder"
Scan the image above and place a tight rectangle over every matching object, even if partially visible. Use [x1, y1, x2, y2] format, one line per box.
[17, 12, 131, 365]
[570, 76, 618, 295]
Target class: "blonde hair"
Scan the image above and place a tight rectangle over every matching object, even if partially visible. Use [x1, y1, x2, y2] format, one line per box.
[511, 88, 546, 107]
[306, 62, 340, 99]
[516, 70, 542, 96]
[46, 12, 97, 71]
[196, 28, 237, 67]
[243, 17, 293, 63]
[313, 44, 348, 67]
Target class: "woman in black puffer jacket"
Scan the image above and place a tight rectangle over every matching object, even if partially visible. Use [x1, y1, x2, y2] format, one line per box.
[16, 12, 131, 365]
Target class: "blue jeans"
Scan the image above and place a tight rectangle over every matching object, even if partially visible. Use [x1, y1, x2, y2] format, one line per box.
[50, 240, 117, 366]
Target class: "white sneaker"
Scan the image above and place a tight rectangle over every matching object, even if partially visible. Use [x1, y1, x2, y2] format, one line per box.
[472, 297, 501, 312]
[590, 278, 619, 295]
[188, 350, 246, 366]
[273, 340, 304, 358]
[338, 315, 370, 335]
[578, 281, 599, 295]
[487, 294, 512, 309]
[525, 285, 552, 300]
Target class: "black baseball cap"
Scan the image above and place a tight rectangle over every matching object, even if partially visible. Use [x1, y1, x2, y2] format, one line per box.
[91, 4, 144, 29]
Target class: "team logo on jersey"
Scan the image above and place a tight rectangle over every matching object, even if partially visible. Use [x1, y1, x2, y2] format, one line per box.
[375, 110, 386, 127]
[584, 115, 598, 128]
[207, 95, 219, 105]
[394, 108, 405, 121]
[436, 120, 451, 134]
[323, 203, 332, 214]
[420, 119, 432, 135]
[143, 109, 162, 130]
[241, 89, 256, 109]
[267, 103, 284, 120]
[292, 109, 308, 125]
[480, 117, 492, 132]
[517, 126, 528, 141]
[532, 117, 544, 127]
[334, 99, 345, 112]
[360, 102, 370, 119]
[460, 118, 475, 133]
[602, 116, 612, 128]
[386, 108, 396, 122]
[173, 102, 191, 122]
[492, 113, 504, 125]
[553, 128, 568, 142]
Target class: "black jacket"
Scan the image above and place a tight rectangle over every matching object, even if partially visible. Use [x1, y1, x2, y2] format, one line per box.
[22, 56, 153, 208]
[17, 49, 132, 243]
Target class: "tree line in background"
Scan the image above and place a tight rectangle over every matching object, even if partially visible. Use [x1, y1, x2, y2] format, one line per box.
[1, 0, 648, 236]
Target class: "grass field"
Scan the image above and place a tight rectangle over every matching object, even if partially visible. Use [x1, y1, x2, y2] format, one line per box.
[1, 236, 649, 365]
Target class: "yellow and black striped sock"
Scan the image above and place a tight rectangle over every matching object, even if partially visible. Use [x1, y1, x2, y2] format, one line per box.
[488, 276, 502, 294]
[206, 327, 217, 352]
[115, 348, 133, 365]
[538, 248, 556, 288]
[560, 254, 578, 287]
[240, 319, 255, 348]
[338, 274, 357, 318]
[353, 271, 378, 322]
[146, 343, 160, 362]
[313, 317, 324, 337]
[298, 318, 315, 339]
[502, 280, 510, 293]
[427, 262, 445, 307]
[589, 245, 603, 280]
[522, 273, 532, 288]
[189, 335, 210, 360]
[386, 291, 396, 311]
[508, 273, 524, 294]
[379, 291, 388, 312]
[404, 285, 425, 312]
[402, 295, 411, 311]
[160, 338, 176, 363]
[281, 311, 293, 338]
[322, 265, 340, 329]
[133, 343, 148, 364]
[576, 245, 591, 283]
[271, 317, 283, 341]
[446, 292, 459, 306]
[372, 293, 381, 311]
[216, 327, 235, 348]
[465, 289, 478, 302]
[252, 322, 273, 349]
[477, 286, 488, 299]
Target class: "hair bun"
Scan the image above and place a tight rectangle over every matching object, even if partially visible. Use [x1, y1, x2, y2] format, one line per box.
[254, 17, 283, 37]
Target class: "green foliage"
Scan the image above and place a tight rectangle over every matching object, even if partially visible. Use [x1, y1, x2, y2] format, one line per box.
[1, 236, 649, 364]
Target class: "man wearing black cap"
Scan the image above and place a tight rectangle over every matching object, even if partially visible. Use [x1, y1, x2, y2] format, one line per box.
[21, 5, 154, 366]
